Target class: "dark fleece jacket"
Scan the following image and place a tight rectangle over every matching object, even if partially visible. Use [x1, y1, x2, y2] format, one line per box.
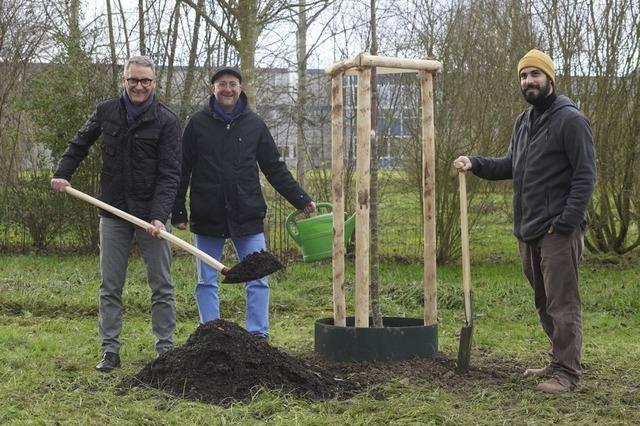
[470, 95, 596, 242]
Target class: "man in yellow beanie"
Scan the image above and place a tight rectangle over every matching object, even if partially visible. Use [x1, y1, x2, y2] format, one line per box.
[453, 49, 596, 394]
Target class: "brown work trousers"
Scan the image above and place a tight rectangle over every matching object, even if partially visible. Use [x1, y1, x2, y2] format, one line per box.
[519, 228, 584, 387]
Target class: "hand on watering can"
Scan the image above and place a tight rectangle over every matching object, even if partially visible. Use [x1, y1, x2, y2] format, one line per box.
[148, 219, 165, 239]
[453, 156, 472, 171]
[51, 178, 70, 192]
[303, 201, 316, 215]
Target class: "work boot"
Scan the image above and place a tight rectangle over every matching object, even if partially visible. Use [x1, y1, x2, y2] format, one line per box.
[536, 377, 575, 394]
[95, 352, 121, 372]
[523, 365, 551, 378]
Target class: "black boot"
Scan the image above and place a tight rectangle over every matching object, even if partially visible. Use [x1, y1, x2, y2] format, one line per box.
[95, 352, 121, 372]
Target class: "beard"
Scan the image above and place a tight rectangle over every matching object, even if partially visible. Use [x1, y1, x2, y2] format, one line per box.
[521, 80, 552, 105]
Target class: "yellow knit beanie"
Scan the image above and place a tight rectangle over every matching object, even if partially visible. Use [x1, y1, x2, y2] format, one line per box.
[517, 49, 555, 84]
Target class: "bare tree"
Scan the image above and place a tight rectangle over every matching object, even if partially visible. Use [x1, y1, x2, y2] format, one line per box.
[178, 0, 205, 122]
[163, 0, 181, 101]
[576, 0, 640, 254]
[0, 0, 52, 185]
[138, 0, 146, 54]
[106, 0, 120, 93]
[180, 0, 292, 106]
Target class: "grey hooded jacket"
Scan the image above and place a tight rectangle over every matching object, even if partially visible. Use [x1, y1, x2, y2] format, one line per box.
[470, 95, 596, 242]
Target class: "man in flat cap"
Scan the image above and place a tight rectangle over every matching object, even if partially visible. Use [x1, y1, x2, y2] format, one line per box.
[172, 66, 315, 339]
[453, 49, 596, 393]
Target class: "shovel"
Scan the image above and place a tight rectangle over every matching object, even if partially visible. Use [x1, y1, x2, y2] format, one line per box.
[456, 171, 474, 372]
[64, 186, 282, 283]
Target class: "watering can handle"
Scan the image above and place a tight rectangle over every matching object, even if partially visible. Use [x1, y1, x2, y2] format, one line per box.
[285, 202, 333, 242]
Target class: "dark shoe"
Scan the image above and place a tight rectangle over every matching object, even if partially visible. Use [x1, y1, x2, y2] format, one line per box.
[95, 352, 121, 372]
[156, 347, 173, 359]
[536, 377, 575, 394]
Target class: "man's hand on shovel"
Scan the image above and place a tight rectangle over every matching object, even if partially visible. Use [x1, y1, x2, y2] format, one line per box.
[148, 219, 166, 239]
[51, 178, 70, 192]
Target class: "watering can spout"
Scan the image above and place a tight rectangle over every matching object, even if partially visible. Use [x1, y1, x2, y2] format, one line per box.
[344, 212, 356, 241]
[345, 212, 356, 228]
[285, 202, 356, 263]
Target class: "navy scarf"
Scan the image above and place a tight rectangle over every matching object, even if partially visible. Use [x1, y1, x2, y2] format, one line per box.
[210, 95, 245, 123]
[123, 92, 155, 125]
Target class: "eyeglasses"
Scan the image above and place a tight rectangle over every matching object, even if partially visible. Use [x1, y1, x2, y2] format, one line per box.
[125, 78, 154, 87]
[215, 81, 240, 90]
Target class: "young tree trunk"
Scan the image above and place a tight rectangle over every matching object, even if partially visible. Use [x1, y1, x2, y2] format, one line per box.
[369, 0, 383, 327]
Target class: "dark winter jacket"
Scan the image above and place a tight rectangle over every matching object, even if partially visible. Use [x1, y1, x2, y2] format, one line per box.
[470, 95, 596, 242]
[53, 95, 182, 223]
[172, 93, 312, 237]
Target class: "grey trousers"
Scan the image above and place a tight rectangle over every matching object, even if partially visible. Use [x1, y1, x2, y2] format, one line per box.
[519, 228, 584, 386]
[99, 217, 176, 355]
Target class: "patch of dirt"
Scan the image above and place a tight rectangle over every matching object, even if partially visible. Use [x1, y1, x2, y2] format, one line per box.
[306, 349, 526, 394]
[123, 320, 528, 406]
[122, 320, 357, 406]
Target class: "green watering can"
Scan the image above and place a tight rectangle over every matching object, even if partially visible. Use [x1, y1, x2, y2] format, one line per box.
[285, 202, 356, 263]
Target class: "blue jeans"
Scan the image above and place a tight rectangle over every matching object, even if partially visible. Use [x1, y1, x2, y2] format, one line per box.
[193, 233, 269, 337]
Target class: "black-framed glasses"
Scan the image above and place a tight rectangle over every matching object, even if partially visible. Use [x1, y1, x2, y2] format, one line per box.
[125, 78, 154, 87]
[215, 81, 240, 90]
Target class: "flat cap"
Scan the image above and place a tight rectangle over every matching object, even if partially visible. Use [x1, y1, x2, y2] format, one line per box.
[211, 66, 242, 84]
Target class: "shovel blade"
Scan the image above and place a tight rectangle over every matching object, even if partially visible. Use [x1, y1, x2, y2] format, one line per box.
[222, 250, 283, 283]
[456, 324, 473, 372]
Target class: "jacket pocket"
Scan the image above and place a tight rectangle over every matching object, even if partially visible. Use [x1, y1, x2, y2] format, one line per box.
[235, 183, 267, 222]
[101, 122, 121, 173]
[131, 129, 160, 200]
[133, 129, 160, 160]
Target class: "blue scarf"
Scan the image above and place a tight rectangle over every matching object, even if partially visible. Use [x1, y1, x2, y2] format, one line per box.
[210, 95, 245, 123]
[123, 92, 155, 125]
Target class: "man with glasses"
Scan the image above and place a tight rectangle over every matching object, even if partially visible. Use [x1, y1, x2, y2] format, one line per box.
[172, 66, 315, 339]
[51, 56, 181, 371]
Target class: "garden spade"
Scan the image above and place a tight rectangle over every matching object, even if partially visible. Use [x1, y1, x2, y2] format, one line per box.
[63, 186, 282, 283]
[456, 170, 474, 372]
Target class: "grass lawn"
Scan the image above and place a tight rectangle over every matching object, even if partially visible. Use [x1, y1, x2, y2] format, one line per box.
[1, 211, 639, 424]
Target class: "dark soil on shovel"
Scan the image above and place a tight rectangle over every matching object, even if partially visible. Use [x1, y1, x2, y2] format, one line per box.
[122, 320, 357, 406]
[222, 250, 283, 283]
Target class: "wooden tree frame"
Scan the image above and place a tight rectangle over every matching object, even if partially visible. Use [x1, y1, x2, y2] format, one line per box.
[325, 53, 442, 328]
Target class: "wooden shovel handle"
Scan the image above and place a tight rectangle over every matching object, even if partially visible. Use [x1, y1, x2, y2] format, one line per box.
[458, 172, 472, 324]
[64, 186, 228, 274]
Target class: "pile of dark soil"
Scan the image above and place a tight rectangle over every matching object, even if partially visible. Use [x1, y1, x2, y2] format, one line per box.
[222, 250, 283, 283]
[123, 320, 356, 405]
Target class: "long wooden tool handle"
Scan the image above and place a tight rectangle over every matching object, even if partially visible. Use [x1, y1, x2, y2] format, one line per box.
[459, 172, 472, 325]
[64, 186, 228, 273]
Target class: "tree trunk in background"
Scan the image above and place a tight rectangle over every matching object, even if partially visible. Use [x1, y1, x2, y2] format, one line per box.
[116, 0, 130, 58]
[295, 2, 308, 187]
[369, 0, 382, 327]
[138, 0, 146, 55]
[106, 0, 120, 94]
[179, 0, 204, 122]
[164, 0, 181, 102]
[68, 0, 81, 57]
[236, 0, 259, 107]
